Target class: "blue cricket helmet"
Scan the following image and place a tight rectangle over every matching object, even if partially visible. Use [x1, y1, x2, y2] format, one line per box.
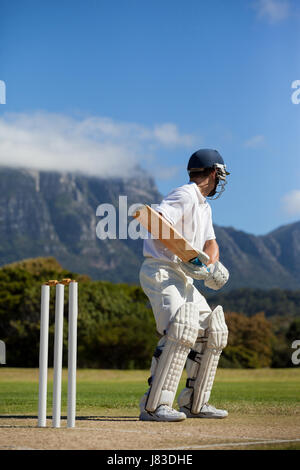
[187, 149, 230, 199]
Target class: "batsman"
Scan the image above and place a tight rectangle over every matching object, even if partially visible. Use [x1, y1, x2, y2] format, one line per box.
[138, 149, 230, 422]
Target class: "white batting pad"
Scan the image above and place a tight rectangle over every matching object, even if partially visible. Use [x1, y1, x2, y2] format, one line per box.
[191, 306, 228, 414]
[145, 302, 199, 412]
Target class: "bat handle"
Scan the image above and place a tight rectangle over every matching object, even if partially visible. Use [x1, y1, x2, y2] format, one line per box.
[189, 257, 210, 272]
[189, 250, 210, 266]
[190, 257, 204, 266]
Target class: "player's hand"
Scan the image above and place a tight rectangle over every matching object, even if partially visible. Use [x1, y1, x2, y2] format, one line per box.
[204, 261, 229, 290]
[178, 260, 210, 280]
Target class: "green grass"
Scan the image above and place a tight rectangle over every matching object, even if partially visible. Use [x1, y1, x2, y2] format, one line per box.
[1, 368, 300, 450]
[0, 368, 300, 417]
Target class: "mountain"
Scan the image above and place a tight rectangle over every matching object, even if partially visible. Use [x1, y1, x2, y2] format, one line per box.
[214, 223, 300, 290]
[0, 167, 299, 289]
[0, 167, 160, 284]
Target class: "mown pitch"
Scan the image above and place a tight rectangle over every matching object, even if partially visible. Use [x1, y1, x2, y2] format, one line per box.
[0, 368, 300, 450]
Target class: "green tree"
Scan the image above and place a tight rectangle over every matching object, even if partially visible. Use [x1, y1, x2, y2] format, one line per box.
[220, 311, 274, 368]
[0, 257, 156, 369]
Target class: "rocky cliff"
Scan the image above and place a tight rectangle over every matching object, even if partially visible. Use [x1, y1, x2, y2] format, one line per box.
[0, 167, 299, 289]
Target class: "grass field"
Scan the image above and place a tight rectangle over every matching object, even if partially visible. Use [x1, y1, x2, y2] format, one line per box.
[1, 368, 300, 450]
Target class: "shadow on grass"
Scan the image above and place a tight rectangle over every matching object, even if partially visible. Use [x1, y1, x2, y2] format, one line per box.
[0, 415, 139, 426]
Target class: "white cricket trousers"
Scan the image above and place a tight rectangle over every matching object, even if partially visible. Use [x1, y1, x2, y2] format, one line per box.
[139, 257, 212, 409]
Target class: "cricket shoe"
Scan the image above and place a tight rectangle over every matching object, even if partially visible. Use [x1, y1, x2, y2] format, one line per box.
[180, 403, 228, 419]
[139, 405, 187, 422]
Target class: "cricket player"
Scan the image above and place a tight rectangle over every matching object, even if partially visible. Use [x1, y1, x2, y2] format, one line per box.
[139, 149, 230, 422]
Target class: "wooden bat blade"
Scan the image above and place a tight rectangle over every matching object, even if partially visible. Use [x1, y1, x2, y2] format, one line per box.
[132, 204, 199, 262]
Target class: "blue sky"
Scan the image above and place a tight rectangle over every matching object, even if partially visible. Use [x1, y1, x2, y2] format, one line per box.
[1, 0, 300, 235]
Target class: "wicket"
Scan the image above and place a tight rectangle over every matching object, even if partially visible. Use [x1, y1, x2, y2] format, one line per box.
[38, 278, 78, 428]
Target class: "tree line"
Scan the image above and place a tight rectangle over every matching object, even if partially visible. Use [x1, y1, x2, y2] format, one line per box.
[0, 257, 299, 369]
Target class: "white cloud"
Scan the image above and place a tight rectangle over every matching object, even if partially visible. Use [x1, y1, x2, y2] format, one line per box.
[253, 0, 290, 23]
[244, 135, 265, 148]
[282, 190, 300, 216]
[0, 112, 196, 178]
[153, 123, 195, 147]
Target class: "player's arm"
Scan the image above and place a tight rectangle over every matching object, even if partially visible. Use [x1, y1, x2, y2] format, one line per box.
[203, 239, 219, 265]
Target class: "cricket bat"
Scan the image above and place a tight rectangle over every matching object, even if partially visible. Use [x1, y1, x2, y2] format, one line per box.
[132, 204, 210, 266]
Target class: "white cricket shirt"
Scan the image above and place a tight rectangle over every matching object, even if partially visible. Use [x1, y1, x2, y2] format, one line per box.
[143, 182, 216, 262]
